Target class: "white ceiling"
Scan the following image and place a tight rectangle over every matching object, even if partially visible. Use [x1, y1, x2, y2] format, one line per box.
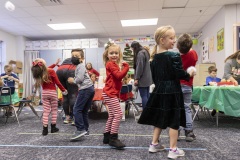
[0, 0, 239, 40]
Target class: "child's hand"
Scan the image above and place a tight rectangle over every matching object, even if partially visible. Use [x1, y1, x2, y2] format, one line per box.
[1, 75, 8, 79]
[8, 76, 14, 80]
[67, 77, 74, 84]
[122, 61, 129, 67]
[62, 90, 68, 95]
[55, 58, 61, 65]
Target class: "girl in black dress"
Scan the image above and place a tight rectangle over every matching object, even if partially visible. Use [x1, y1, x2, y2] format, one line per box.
[138, 25, 195, 159]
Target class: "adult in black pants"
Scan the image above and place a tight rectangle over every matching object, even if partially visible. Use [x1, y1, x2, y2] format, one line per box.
[56, 58, 78, 124]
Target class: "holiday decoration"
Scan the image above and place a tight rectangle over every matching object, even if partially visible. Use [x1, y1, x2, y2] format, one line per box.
[123, 43, 134, 68]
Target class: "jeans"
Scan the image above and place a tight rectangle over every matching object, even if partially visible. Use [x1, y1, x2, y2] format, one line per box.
[73, 86, 94, 131]
[181, 85, 193, 130]
[138, 87, 150, 109]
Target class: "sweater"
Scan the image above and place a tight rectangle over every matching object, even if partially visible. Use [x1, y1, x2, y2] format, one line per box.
[180, 50, 198, 86]
[42, 68, 66, 92]
[103, 61, 129, 98]
[74, 63, 93, 90]
[134, 49, 152, 87]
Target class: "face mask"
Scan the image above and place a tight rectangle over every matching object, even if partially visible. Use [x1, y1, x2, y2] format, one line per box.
[71, 56, 80, 65]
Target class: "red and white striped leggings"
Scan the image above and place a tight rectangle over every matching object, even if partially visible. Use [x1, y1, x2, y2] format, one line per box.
[41, 89, 58, 126]
[102, 92, 123, 134]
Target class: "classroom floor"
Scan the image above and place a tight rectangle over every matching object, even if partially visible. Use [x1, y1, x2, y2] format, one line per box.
[0, 106, 240, 160]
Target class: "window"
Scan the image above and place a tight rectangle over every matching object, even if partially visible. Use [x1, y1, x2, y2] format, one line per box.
[0, 41, 3, 73]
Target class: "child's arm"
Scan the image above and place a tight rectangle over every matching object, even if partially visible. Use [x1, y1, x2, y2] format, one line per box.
[74, 64, 86, 84]
[108, 62, 129, 80]
[172, 53, 191, 80]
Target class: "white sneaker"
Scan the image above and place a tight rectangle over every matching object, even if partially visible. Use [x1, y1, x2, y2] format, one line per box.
[168, 148, 185, 159]
[148, 143, 165, 153]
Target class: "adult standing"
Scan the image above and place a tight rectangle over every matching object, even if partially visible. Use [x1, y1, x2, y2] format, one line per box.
[56, 56, 78, 124]
[131, 41, 152, 110]
[223, 50, 240, 85]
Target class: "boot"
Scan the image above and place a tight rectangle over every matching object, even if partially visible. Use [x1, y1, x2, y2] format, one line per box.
[51, 124, 59, 133]
[109, 133, 125, 149]
[185, 130, 196, 142]
[103, 132, 110, 144]
[42, 125, 48, 136]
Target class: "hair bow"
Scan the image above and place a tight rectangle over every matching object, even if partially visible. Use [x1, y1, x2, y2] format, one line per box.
[32, 61, 43, 66]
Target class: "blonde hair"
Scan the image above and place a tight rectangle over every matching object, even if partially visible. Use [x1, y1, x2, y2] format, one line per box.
[31, 58, 50, 89]
[103, 43, 123, 66]
[150, 25, 174, 60]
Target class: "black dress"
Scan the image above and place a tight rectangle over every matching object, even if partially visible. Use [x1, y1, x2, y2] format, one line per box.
[138, 51, 189, 130]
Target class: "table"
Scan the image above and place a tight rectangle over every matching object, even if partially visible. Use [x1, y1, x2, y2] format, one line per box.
[192, 86, 240, 126]
[192, 86, 240, 117]
[92, 89, 103, 101]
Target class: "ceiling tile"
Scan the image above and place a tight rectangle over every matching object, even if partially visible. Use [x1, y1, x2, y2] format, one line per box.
[91, 2, 117, 13]
[97, 12, 119, 21]
[117, 11, 139, 20]
[114, 0, 138, 11]
[163, 0, 188, 8]
[186, 0, 215, 7]
[139, 0, 163, 10]
[18, 17, 43, 25]
[101, 20, 121, 28]
[181, 7, 207, 16]
[23, 7, 53, 16]
[177, 16, 199, 23]
[139, 10, 161, 18]
[160, 8, 184, 17]
[10, 0, 41, 7]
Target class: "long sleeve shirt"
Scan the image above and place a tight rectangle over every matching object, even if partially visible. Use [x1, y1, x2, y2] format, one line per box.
[103, 61, 129, 98]
[74, 63, 93, 90]
[42, 68, 66, 92]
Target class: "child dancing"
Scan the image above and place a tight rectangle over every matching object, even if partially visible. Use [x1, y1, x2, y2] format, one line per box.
[137, 25, 195, 159]
[102, 42, 129, 149]
[31, 58, 67, 136]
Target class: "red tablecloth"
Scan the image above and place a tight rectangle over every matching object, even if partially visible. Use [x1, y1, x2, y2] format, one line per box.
[93, 89, 103, 101]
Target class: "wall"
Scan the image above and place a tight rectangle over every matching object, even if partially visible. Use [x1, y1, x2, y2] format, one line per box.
[0, 30, 17, 65]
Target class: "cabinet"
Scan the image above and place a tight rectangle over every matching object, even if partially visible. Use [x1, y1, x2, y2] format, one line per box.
[193, 63, 215, 86]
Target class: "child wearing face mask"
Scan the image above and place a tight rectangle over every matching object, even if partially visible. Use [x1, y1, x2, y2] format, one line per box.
[31, 58, 68, 136]
[67, 48, 95, 141]
[102, 42, 129, 149]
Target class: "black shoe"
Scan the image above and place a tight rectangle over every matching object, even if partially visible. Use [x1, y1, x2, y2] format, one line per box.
[42, 126, 48, 136]
[51, 124, 59, 133]
[211, 110, 216, 117]
[185, 130, 196, 142]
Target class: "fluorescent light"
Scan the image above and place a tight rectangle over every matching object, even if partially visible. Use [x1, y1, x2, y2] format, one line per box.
[47, 22, 85, 30]
[121, 18, 158, 27]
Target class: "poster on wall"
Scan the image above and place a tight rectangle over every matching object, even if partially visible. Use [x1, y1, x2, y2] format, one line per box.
[201, 38, 209, 63]
[208, 36, 214, 53]
[217, 28, 224, 51]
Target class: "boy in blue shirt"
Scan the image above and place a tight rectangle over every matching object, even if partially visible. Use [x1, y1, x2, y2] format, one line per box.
[206, 66, 221, 86]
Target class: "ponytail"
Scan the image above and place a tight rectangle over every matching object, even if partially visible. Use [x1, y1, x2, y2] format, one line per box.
[150, 44, 158, 61]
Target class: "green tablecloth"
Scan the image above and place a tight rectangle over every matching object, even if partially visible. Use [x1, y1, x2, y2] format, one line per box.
[0, 92, 20, 104]
[192, 86, 240, 117]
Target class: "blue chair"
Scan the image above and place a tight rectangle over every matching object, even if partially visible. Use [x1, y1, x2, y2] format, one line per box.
[0, 86, 20, 125]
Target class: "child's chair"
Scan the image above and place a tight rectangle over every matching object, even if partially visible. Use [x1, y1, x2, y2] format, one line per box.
[0, 86, 20, 125]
